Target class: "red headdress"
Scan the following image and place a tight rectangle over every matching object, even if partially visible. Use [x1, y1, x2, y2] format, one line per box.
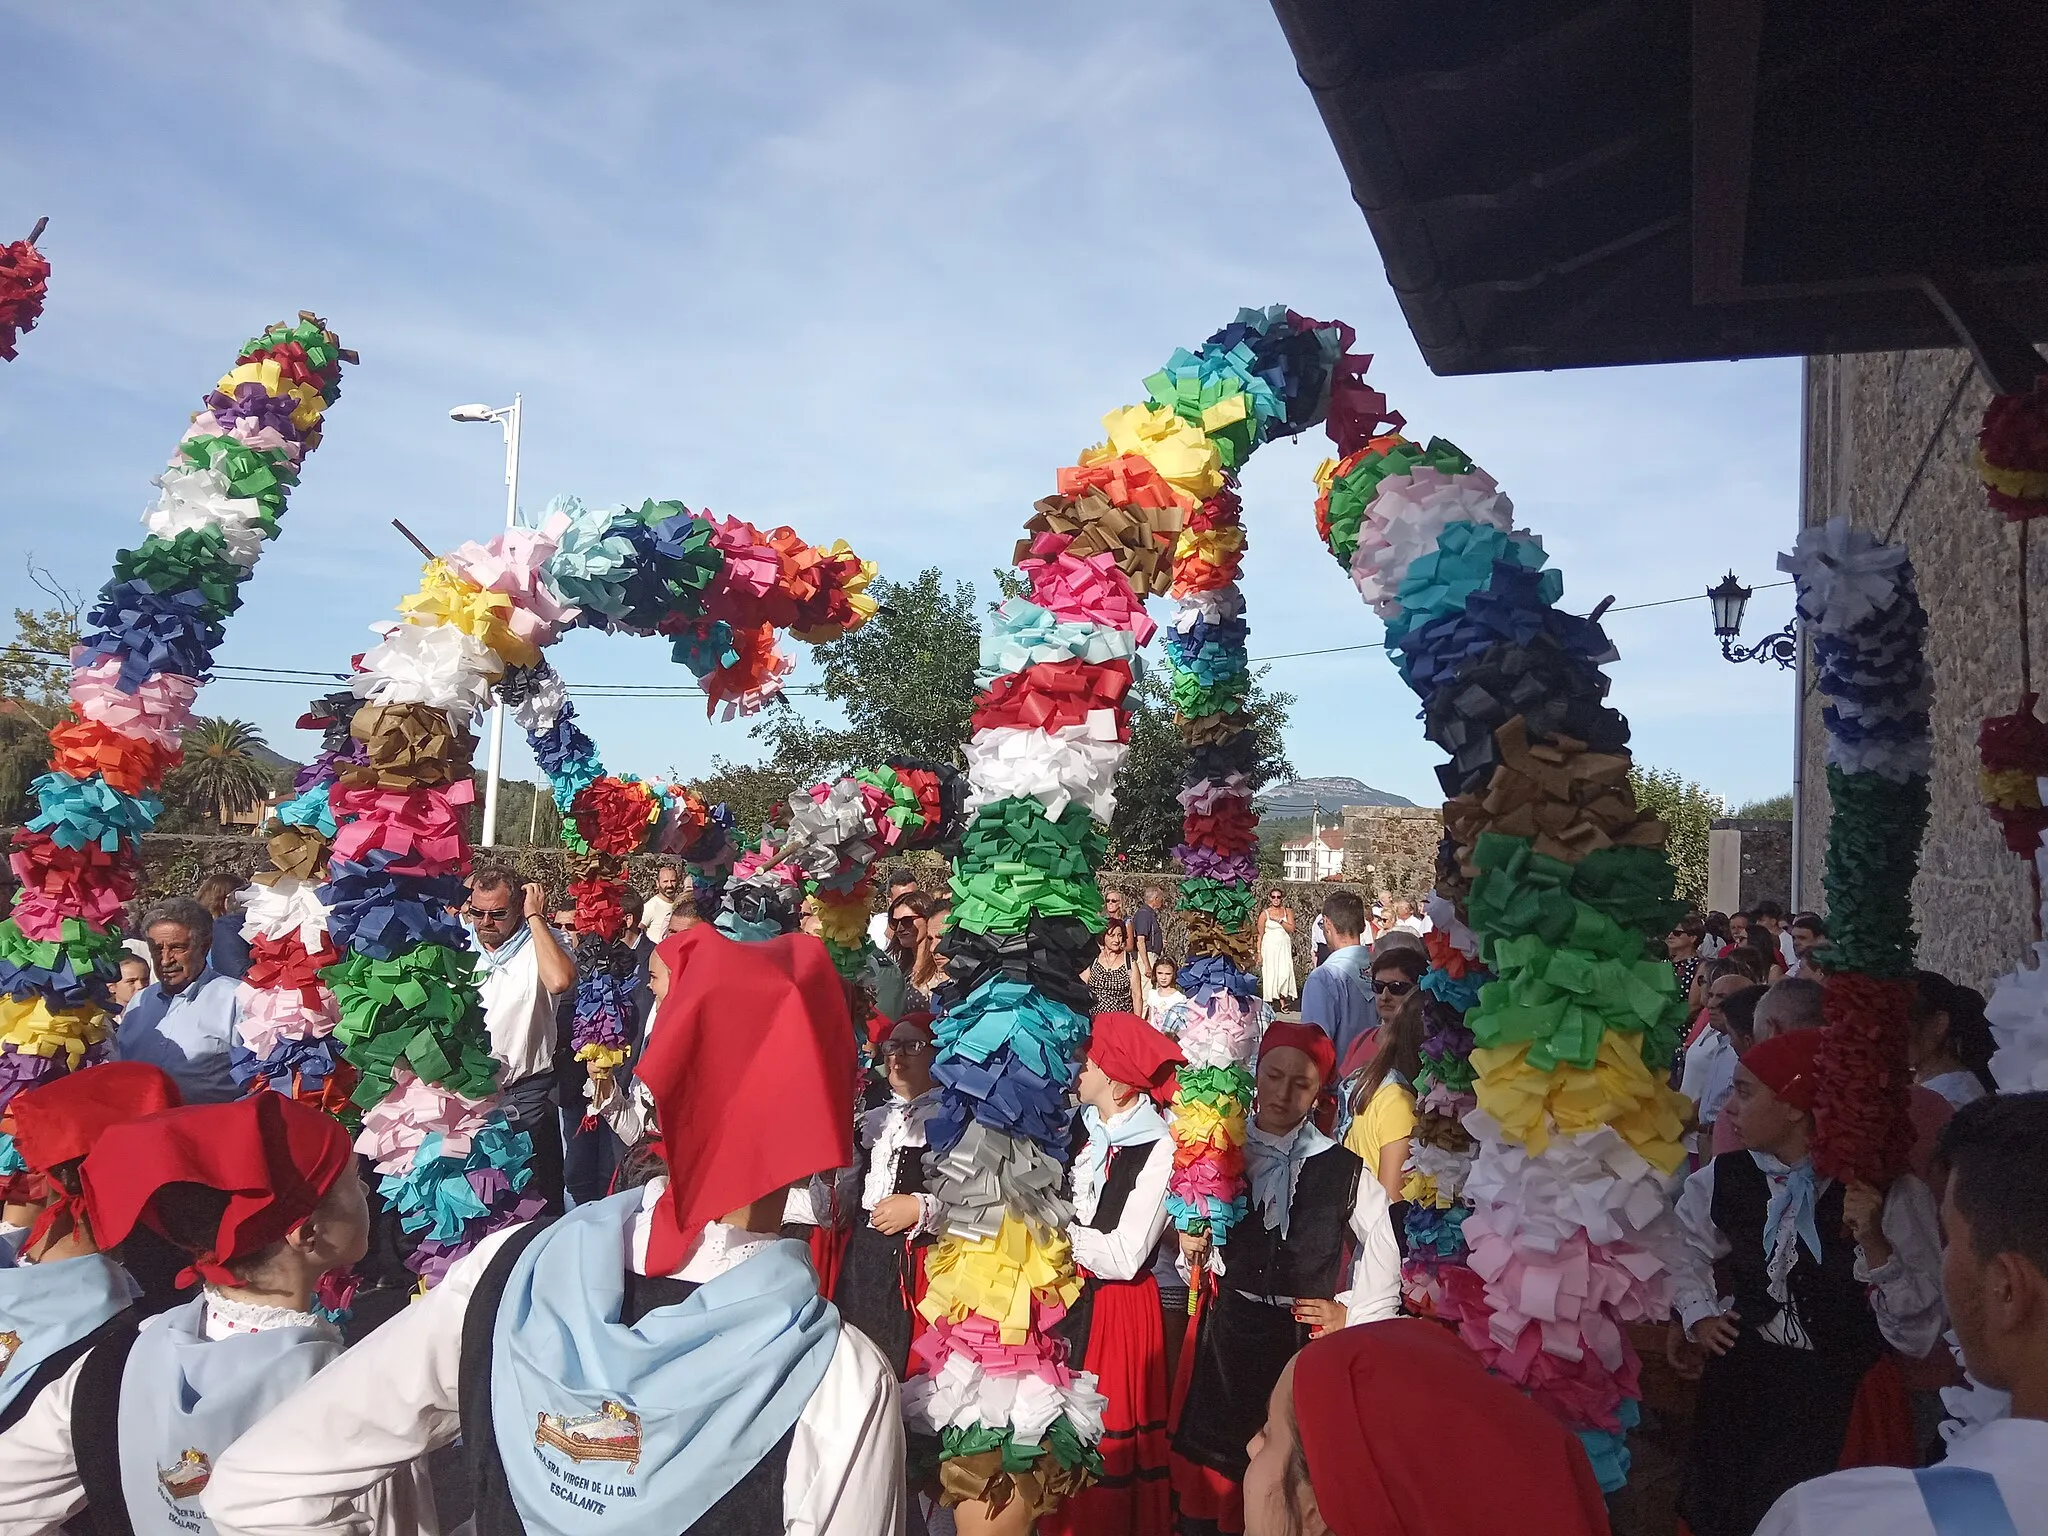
[8, 1061, 182, 1251]
[638, 924, 856, 1273]
[1086, 1012, 1184, 1104]
[1742, 1027, 1825, 1112]
[81, 1091, 354, 1286]
[868, 1009, 935, 1050]
[1258, 1019, 1337, 1086]
[1293, 1319, 1608, 1536]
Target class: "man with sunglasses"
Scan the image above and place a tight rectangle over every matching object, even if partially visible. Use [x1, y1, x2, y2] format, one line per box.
[464, 866, 577, 1216]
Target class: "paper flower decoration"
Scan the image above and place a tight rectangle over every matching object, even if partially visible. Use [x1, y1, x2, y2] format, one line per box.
[0, 312, 351, 1130]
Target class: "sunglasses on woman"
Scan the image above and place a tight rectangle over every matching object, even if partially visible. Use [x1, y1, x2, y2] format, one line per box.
[1370, 978, 1416, 997]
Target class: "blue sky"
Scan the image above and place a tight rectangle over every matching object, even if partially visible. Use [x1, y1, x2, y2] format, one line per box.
[0, 2, 1801, 811]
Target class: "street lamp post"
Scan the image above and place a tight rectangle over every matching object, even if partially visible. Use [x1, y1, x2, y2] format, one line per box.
[1707, 570, 1797, 670]
[450, 395, 523, 846]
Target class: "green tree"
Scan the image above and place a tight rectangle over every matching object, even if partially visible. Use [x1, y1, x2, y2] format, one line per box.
[749, 568, 982, 781]
[165, 718, 276, 830]
[0, 563, 85, 822]
[1628, 764, 1721, 909]
[686, 756, 811, 844]
[467, 779, 563, 848]
[1108, 668, 1296, 867]
[1733, 792, 1793, 819]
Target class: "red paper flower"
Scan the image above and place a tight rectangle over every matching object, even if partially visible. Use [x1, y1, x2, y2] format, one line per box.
[970, 659, 1134, 737]
[1424, 929, 1471, 980]
[1055, 454, 1185, 516]
[1811, 971, 1916, 1186]
[1977, 383, 2048, 521]
[1183, 486, 1244, 534]
[571, 777, 660, 859]
[1181, 798, 1258, 857]
[329, 781, 475, 877]
[245, 932, 344, 1006]
[569, 874, 629, 942]
[0, 234, 51, 363]
[8, 829, 138, 921]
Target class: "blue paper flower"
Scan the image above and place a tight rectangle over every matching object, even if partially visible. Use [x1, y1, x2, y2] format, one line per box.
[26, 771, 161, 852]
[319, 852, 469, 960]
[75, 579, 226, 689]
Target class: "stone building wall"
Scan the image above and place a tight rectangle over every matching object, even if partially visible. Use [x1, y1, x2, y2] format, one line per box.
[1340, 804, 1444, 902]
[1801, 350, 2048, 988]
[1708, 818, 1791, 913]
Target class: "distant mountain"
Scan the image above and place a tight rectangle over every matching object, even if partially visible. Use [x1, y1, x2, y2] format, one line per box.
[1256, 776, 1414, 817]
[252, 743, 302, 789]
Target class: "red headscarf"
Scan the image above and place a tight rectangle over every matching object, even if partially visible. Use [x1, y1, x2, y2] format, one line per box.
[80, 1092, 355, 1287]
[1258, 1020, 1337, 1087]
[1292, 1319, 1609, 1536]
[868, 1009, 934, 1050]
[9, 1062, 182, 1251]
[1087, 1012, 1184, 1104]
[1743, 1027, 1825, 1112]
[639, 924, 856, 1274]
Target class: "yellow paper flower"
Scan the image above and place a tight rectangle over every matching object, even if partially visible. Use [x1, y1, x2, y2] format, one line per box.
[1082, 404, 1224, 505]
[398, 560, 540, 669]
[1470, 1031, 1688, 1174]
[811, 890, 870, 947]
[1199, 393, 1249, 438]
[0, 998, 108, 1067]
[1173, 526, 1247, 566]
[575, 1042, 628, 1079]
[920, 1216, 1081, 1343]
[1168, 1098, 1246, 1154]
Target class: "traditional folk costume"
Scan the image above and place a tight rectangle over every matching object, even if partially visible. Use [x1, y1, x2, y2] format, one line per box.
[2, 1091, 434, 1536]
[1672, 1030, 1946, 1536]
[1291, 1320, 1609, 1536]
[0, 1064, 180, 1442]
[828, 1014, 941, 1379]
[1169, 1023, 1403, 1536]
[1043, 1013, 1183, 1536]
[201, 926, 905, 1536]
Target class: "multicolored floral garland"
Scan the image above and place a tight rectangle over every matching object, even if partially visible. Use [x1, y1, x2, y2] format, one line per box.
[1314, 409, 1691, 1490]
[1151, 311, 1394, 1261]
[1778, 518, 1931, 1184]
[883, 308, 1386, 1519]
[239, 497, 879, 1282]
[0, 314, 353, 1196]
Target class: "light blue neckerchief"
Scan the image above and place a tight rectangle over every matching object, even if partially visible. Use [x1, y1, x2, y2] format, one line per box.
[0, 1252, 138, 1416]
[1072, 1099, 1168, 1220]
[491, 1189, 839, 1536]
[117, 1295, 340, 1536]
[1247, 1117, 1337, 1240]
[1916, 1466, 2018, 1536]
[1753, 1149, 1826, 1266]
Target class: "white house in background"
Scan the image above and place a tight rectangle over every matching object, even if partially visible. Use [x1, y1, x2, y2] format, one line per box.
[1282, 827, 1345, 882]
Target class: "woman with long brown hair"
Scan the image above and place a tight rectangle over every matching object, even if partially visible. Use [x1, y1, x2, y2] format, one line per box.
[1341, 948, 1426, 1208]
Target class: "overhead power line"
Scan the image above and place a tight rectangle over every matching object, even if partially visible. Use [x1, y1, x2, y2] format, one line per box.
[0, 578, 1795, 694]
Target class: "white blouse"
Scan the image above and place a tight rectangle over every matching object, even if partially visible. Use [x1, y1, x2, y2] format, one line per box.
[1069, 1126, 1174, 1283]
[200, 1182, 907, 1536]
[0, 1291, 432, 1536]
[1188, 1119, 1403, 1326]
[1670, 1153, 1947, 1358]
[850, 1090, 943, 1237]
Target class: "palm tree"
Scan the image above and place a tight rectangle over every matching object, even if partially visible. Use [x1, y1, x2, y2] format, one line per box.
[170, 717, 276, 830]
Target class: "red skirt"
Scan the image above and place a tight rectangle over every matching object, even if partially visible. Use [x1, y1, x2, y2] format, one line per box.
[807, 1222, 849, 1300]
[1044, 1273, 1172, 1536]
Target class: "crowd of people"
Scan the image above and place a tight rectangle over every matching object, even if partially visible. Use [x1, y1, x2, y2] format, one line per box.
[4, 865, 2046, 1536]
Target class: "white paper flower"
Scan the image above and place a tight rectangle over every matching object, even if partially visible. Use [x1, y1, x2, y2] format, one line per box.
[352, 620, 503, 718]
[144, 465, 272, 568]
[963, 723, 1127, 823]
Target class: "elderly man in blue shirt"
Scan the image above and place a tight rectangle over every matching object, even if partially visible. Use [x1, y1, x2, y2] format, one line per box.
[113, 894, 241, 1104]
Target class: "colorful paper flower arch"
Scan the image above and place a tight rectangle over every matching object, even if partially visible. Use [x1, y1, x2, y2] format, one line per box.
[0, 313, 356, 1196]
[242, 498, 882, 1283]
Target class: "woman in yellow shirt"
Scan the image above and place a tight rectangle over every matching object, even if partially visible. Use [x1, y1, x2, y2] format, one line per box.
[1341, 947, 1426, 1205]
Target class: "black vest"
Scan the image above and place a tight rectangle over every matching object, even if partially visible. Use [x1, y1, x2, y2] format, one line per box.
[1223, 1143, 1363, 1300]
[458, 1223, 793, 1536]
[58, 1312, 145, 1536]
[828, 1102, 933, 1376]
[1053, 1137, 1169, 1362]
[1708, 1151, 1885, 1366]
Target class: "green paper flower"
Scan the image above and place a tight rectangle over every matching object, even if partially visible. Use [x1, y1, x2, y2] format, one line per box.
[1821, 765, 1930, 978]
[322, 944, 500, 1106]
[112, 528, 249, 618]
[1176, 877, 1258, 929]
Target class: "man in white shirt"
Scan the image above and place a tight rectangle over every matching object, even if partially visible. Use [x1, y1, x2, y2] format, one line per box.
[202, 925, 907, 1536]
[466, 867, 577, 1215]
[1758, 1092, 2048, 1535]
[640, 861, 684, 944]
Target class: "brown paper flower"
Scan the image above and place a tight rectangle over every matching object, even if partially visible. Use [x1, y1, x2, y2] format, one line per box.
[1015, 487, 1183, 598]
[253, 823, 329, 885]
[342, 703, 477, 790]
[1448, 717, 1665, 866]
[1175, 709, 1252, 748]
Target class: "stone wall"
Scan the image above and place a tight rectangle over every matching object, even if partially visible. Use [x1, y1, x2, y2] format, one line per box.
[1801, 351, 2048, 988]
[1340, 804, 1443, 901]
